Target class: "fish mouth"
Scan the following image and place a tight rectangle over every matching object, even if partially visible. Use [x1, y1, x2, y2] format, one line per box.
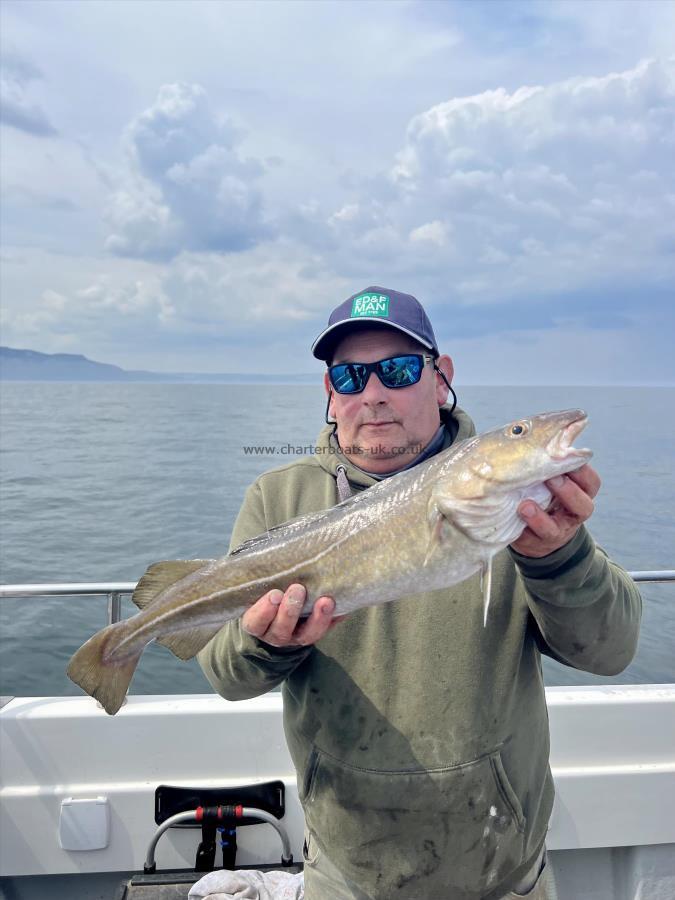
[547, 414, 593, 462]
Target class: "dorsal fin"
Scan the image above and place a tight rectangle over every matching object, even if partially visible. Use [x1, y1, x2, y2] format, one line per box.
[229, 506, 336, 557]
[132, 560, 213, 611]
[230, 524, 290, 556]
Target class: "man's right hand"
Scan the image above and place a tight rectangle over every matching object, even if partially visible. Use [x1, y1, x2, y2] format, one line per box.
[242, 583, 344, 648]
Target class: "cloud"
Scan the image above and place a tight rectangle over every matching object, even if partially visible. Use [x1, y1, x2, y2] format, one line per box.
[0, 50, 57, 137]
[1, 270, 168, 343]
[105, 84, 271, 260]
[0, 240, 350, 372]
[2, 185, 78, 212]
[158, 244, 344, 337]
[2, 0, 673, 386]
[13, 57, 672, 374]
[409, 220, 448, 247]
[309, 58, 675, 337]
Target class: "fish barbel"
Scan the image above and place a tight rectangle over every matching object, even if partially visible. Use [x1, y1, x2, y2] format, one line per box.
[67, 409, 592, 714]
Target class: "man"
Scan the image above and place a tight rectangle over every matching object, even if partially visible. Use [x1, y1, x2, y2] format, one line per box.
[198, 287, 641, 900]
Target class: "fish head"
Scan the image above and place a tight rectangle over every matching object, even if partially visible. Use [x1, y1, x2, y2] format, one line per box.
[427, 410, 592, 550]
[440, 409, 592, 500]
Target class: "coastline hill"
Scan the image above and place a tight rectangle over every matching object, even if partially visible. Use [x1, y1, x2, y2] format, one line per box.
[0, 347, 316, 384]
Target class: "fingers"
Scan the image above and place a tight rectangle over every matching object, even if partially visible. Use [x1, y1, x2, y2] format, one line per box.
[292, 596, 337, 646]
[566, 463, 601, 499]
[516, 474, 592, 542]
[512, 468, 598, 557]
[242, 584, 339, 648]
[518, 500, 559, 542]
[546, 472, 595, 521]
[256, 583, 307, 646]
[241, 588, 285, 638]
[511, 501, 571, 558]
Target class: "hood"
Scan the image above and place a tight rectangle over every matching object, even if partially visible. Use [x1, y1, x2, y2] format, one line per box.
[313, 404, 477, 488]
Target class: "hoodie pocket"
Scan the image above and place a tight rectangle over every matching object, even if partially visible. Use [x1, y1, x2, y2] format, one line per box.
[491, 751, 526, 831]
[303, 744, 526, 898]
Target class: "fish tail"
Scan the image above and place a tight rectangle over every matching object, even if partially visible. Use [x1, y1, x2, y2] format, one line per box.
[66, 621, 142, 716]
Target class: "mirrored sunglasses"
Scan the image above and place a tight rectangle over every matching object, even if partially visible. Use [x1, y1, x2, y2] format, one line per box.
[328, 354, 434, 395]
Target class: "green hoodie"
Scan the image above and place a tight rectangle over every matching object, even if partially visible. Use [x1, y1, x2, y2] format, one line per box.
[198, 405, 641, 900]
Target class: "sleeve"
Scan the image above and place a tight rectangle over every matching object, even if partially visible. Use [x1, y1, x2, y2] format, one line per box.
[196, 479, 313, 701]
[509, 525, 642, 676]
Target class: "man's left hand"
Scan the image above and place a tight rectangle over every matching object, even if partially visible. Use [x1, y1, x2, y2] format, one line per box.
[510, 464, 601, 558]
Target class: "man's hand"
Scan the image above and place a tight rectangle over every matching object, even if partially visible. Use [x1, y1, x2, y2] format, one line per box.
[510, 464, 601, 558]
[242, 583, 345, 648]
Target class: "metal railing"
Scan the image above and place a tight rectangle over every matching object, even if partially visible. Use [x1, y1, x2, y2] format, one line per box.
[0, 582, 136, 624]
[1, 571, 674, 626]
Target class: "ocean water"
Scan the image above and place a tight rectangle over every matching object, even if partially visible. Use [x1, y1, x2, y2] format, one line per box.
[0, 382, 673, 698]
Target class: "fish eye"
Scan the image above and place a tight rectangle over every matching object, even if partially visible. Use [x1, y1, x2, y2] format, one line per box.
[508, 421, 529, 438]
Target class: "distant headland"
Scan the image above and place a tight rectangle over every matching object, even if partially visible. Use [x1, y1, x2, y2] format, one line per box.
[0, 346, 317, 385]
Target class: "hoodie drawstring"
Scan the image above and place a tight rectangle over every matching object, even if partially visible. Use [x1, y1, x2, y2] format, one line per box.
[336, 465, 353, 503]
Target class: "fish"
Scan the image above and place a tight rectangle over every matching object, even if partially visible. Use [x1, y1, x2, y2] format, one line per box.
[67, 409, 592, 714]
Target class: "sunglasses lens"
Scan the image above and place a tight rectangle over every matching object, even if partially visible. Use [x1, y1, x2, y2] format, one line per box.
[330, 363, 367, 394]
[329, 355, 426, 393]
[378, 355, 423, 388]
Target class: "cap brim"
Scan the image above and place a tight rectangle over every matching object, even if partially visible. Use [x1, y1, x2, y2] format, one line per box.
[312, 318, 435, 360]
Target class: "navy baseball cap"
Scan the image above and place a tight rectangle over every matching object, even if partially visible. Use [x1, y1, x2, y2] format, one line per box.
[311, 286, 439, 361]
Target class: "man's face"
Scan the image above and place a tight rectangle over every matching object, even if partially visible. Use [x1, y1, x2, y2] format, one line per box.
[324, 328, 454, 475]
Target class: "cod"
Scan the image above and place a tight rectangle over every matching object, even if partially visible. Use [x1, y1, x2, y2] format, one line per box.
[68, 409, 591, 715]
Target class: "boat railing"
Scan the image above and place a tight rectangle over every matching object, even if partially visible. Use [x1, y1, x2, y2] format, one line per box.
[0, 570, 674, 625]
[0, 582, 136, 624]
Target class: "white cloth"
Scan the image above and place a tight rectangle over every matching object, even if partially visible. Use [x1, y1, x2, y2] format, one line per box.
[188, 869, 304, 900]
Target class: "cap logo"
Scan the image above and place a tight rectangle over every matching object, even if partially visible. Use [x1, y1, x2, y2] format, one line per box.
[350, 293, 390, 318]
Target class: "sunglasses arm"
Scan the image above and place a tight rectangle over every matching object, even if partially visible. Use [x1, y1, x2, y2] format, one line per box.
[434, 364, 457, 414]
[325, 391, 337, 425]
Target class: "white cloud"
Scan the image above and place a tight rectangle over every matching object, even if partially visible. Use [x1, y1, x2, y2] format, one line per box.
[409, 220, 448, 246]
[0, 241, 349, 371]
[159, 243, 347, 337]
[104, 187, 178, 260]
[311, 58, 675, 316]
[12, 57, 672, 373]
[0, 50, 57, 137]
[105, 84, 270, 259]
[0, 248, 167, 352]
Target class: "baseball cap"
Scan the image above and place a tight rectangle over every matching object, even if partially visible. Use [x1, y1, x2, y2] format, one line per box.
[311, 286, 439, 361]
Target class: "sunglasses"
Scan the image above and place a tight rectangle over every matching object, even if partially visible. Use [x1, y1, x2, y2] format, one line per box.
[328, 354, 435, 395]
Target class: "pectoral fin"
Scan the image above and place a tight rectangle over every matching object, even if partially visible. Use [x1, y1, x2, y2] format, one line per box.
[424, 505, 448, 566]
[480, 558, 493, 627]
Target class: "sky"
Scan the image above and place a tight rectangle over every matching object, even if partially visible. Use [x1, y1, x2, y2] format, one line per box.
[1, 0, 674, 385]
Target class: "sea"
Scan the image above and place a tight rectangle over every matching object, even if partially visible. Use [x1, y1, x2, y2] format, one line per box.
[0, 382, 673, 699]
